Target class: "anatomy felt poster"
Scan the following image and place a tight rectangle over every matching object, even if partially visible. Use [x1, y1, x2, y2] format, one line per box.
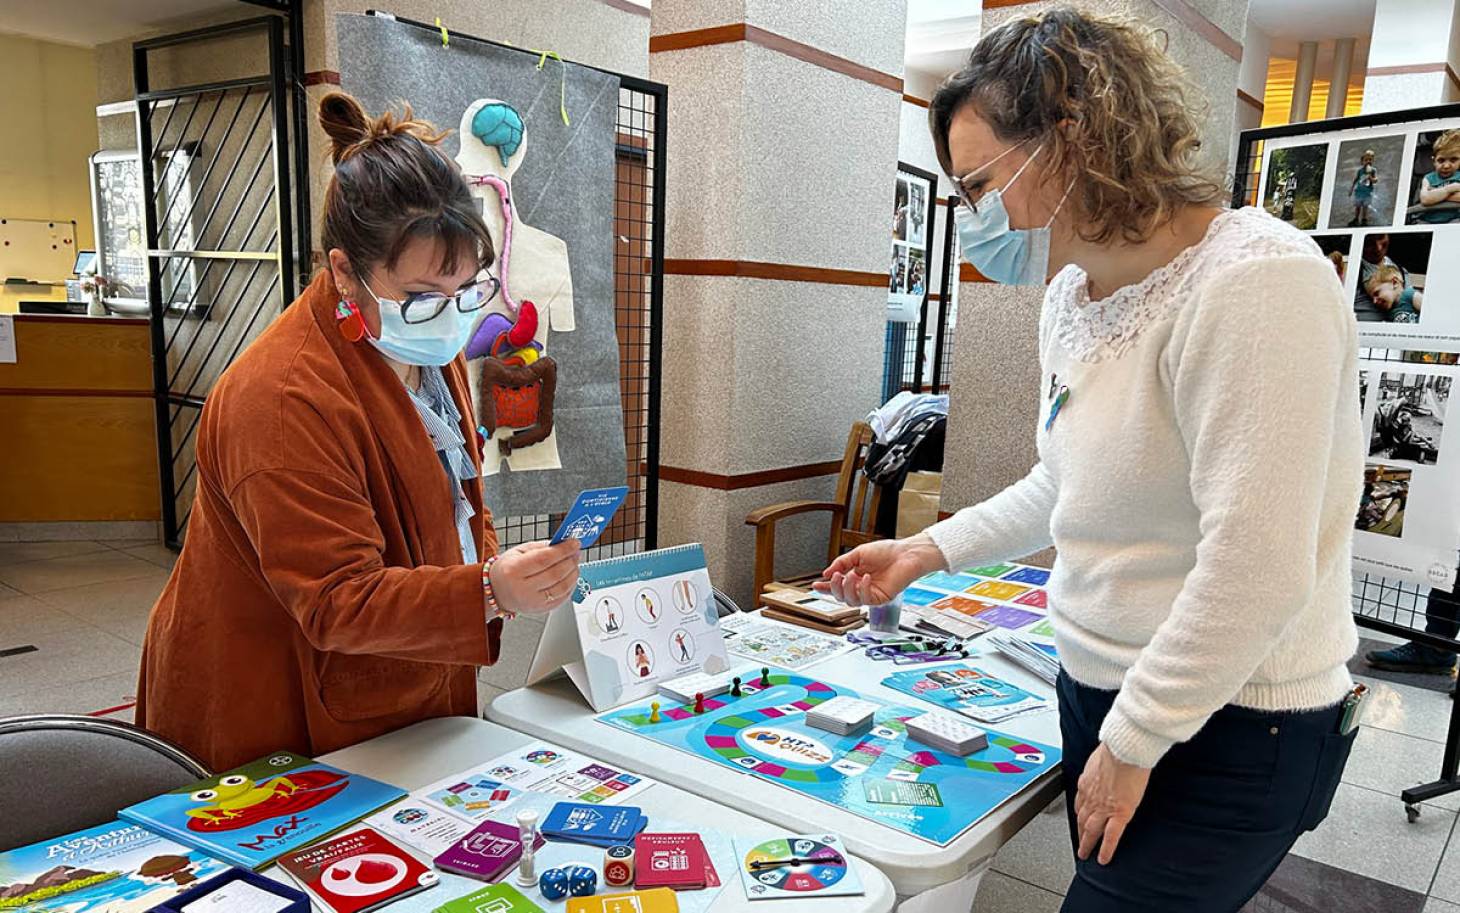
[338, 13, 627, 515]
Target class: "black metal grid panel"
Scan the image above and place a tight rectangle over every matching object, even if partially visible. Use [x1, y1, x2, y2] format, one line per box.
[135, 16, 298, 547]
[480, 77, 667, 561]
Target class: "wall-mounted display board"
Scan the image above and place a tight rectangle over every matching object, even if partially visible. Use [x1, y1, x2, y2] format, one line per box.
[0, 218, 77, 282]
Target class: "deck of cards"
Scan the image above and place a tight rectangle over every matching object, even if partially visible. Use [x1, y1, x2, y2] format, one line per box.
[906, 711, 989, 757]
[806, 696, 878, 736]
[658, 670, 730, 704]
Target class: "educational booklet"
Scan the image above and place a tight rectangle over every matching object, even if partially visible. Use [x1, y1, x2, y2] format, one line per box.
[527, 544, 729, 711]
[118, 751, 406, 870]
[277, 827, 436, 913]
[881, 664, 1049, 723]
[0, 818, 231, 912]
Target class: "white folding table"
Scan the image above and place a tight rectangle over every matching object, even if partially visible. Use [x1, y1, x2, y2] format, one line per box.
[318, 715, 898, 913]
[489, 619, 1066, 912]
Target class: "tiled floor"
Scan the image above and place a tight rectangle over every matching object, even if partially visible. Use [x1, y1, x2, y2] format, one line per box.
[3, 541, 1460, 911]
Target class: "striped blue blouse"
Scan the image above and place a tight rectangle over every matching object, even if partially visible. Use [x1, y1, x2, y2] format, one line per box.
[404, 365, 479, 566]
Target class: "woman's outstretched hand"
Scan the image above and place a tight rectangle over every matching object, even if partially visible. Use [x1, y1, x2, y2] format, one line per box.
[813, 533, 947, 607]
[489, 539, 582, 615]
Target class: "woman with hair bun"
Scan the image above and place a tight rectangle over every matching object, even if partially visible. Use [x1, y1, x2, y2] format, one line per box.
[820, 9, 1361, 910]
[136, 92, 581, 771]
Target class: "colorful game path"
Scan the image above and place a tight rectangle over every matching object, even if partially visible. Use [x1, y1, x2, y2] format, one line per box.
[598, 668, 1060, 846]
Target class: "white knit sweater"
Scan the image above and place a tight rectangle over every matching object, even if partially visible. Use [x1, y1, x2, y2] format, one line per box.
[928, 207, 1361, 768]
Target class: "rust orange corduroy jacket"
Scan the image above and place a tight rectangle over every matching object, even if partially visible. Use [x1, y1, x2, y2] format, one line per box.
[136, 270, 501, 772]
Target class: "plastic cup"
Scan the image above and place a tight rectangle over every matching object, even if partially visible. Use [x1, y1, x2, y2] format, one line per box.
[867, 596, 903, 634]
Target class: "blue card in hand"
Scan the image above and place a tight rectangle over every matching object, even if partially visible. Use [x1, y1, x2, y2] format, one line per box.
[550, 486, 630, 547]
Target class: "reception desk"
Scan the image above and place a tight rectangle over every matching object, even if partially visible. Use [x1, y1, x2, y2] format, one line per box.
[0, 314, 160, 522]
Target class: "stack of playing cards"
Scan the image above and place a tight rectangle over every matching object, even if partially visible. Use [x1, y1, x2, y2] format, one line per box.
[541, 802, 647, 847]
[987, 633, 1060, 685]
[906, 711, 989, 757]
[806, 695, 878, 735]
[658, 670, 730, 703]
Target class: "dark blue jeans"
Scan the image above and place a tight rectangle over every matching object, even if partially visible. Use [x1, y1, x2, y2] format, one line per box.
[1056, 671, 1355, 912]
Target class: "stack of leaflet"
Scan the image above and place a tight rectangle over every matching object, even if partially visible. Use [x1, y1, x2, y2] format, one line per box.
[901, 602, 992, 640]
[988, 633, 1060, 685]
[805, 695, 878, 735]
[906, 711, 989, 757]
[658, 670, 731, 703]
[542, 802, 647, 847]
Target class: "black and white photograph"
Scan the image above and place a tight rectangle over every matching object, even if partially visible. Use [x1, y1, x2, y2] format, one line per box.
[893, 177, 910, 242]
[1369, 372, 1450, 465]
[1262, 142, 1328, 230]
[1312, 233, 1352, 285]
[907, 179, 928, 246]
[1353, 231, 1430, 323]
[1359, 369, 1370, 413]
[1356, 464, 1410, 538]
[1327, 134, 1406, 229]
[1406, 128, 1460, 225]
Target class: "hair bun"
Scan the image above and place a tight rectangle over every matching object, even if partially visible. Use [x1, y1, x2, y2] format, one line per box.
[318, 92, 372, 165]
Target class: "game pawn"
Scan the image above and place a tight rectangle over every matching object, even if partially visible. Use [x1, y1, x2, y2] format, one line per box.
[760, 667, 771, 687]
[731, 676, 742, 698]
[693, 692, 705, 714]
[648, 700, 661, 724]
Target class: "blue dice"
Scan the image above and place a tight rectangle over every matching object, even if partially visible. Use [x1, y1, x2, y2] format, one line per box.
[540, 865, 597, 900]
[565, 865, 597, 897]
[539, 867, 570, 901]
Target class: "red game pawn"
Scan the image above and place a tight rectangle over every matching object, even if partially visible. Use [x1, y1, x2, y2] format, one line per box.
[693, 692, 705, 714]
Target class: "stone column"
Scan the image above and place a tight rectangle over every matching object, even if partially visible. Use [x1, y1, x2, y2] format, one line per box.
[1290, 40, 1319, 123]
[1362, 0, 1460, 112]
[939, 0, 1248, 563]
[1327, 37, 1357, 119]
[649, 1, 908, 607]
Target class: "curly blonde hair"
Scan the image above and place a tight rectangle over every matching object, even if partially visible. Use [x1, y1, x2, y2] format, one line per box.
[929, 8, 1225, 245]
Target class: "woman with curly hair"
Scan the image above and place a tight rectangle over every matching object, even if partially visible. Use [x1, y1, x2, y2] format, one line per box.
[820, 9, 1361, 910]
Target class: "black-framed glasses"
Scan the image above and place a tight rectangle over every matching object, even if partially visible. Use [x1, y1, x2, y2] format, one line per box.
[365, 274, 501, 324]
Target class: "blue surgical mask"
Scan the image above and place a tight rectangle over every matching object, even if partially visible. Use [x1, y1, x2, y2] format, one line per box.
[361, 279, 482, 367]
[954, 143, 1069, 286]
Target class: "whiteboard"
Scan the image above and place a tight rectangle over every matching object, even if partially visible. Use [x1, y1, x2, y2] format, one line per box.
[0, 218, 78, 282]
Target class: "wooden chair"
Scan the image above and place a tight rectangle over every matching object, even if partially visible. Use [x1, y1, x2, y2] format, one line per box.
[745, 421, 883, 607]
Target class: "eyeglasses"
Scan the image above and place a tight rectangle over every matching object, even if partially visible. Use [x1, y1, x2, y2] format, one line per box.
[365, 274, 501, 324]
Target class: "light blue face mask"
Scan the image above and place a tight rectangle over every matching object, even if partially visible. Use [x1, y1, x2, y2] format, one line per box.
[362, 278, 485, 367]
[953, 142, 1070, 286]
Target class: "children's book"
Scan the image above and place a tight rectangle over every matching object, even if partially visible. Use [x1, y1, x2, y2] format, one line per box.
[527, 544, 729, 711]
[277, 828, 436, 913]
[0, 818, 231, 912]
[882, 664, 1049, 722]
[118, 751, 406, 870]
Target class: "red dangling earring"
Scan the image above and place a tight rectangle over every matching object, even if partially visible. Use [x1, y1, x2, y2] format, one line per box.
[335, 298, 367, 342]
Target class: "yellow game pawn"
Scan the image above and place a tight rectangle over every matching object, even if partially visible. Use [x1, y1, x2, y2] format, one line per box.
[649, 701, 661, 724]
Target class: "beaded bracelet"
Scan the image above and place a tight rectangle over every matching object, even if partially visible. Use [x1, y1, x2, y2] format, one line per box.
[482, 555, 517, 622]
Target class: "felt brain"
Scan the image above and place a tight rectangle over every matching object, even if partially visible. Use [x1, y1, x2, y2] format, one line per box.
[471, 102, 525, 167]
